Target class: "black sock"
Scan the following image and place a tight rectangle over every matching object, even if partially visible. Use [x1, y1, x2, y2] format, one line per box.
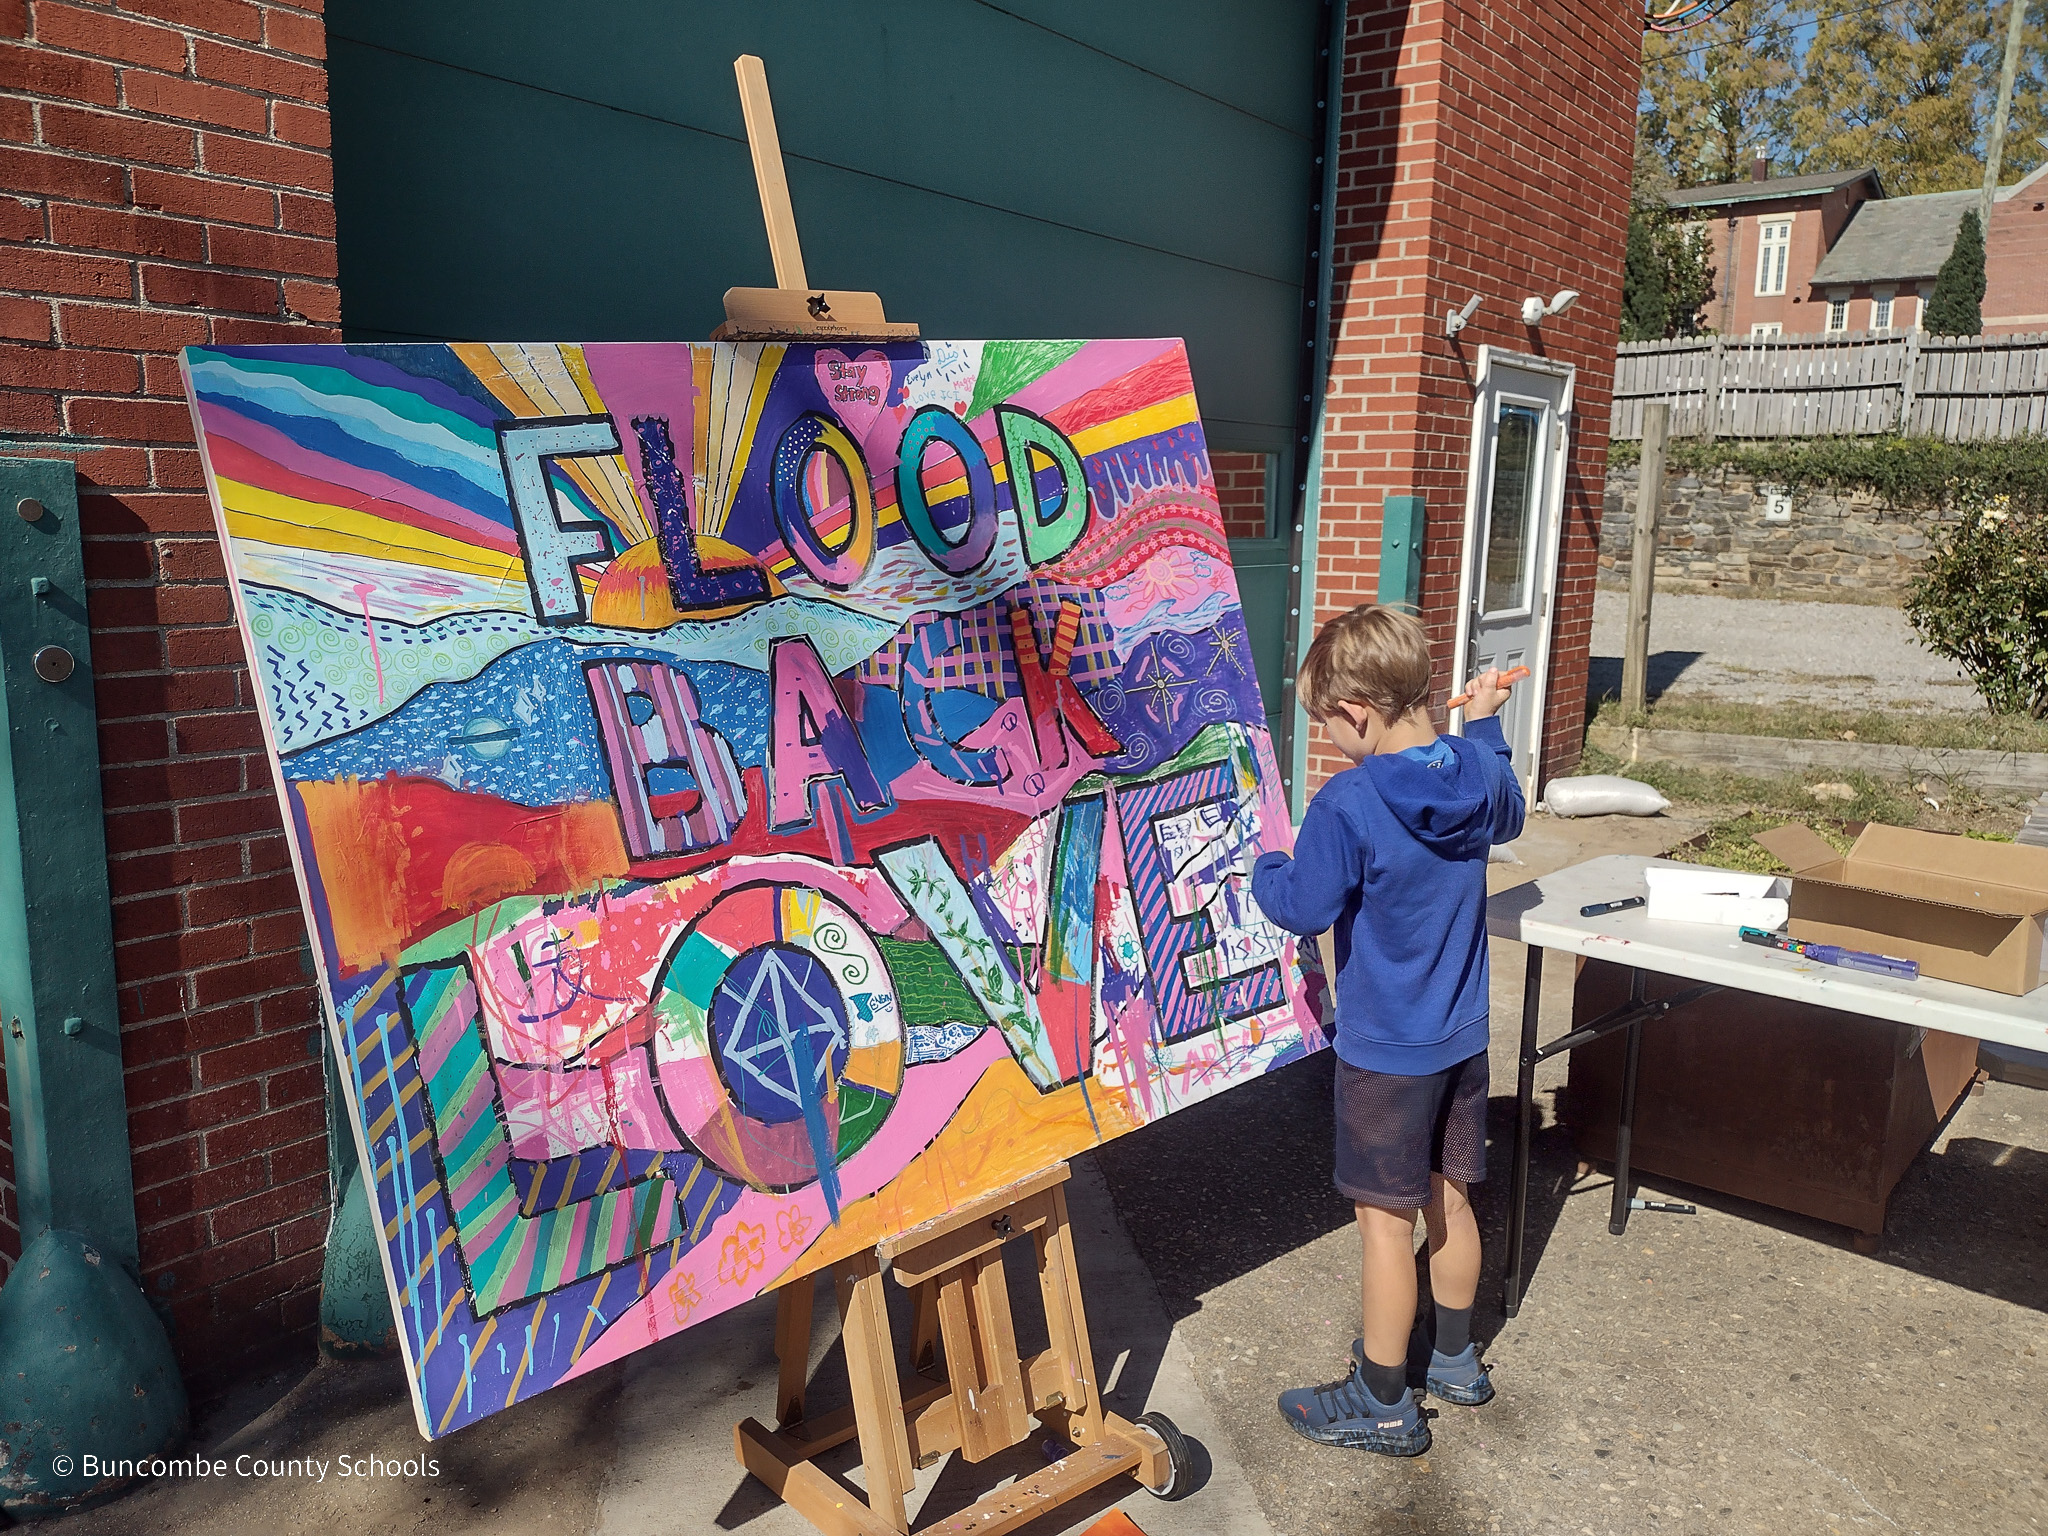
[1360, 1354, 1406, 1406]
[1434, 1301, 1473, 1358]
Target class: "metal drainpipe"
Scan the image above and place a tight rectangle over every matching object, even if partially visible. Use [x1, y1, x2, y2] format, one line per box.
[1284, 0, 1348, 822]
[0, 458, 188, 1519]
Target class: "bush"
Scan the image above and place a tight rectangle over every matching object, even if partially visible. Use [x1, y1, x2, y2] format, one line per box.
[1906, 488, 2048, 717]
[1924, 210, 1986, 338]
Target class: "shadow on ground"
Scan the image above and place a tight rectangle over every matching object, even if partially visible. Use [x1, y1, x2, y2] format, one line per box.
[1585, 649, 1704, 709]
[1090, 1051, 1580, 1350]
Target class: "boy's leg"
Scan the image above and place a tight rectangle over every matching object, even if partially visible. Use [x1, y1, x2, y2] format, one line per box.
[1356, 1201, 1419, 1402]
[1421, 1174, 1480, 1355]
[1415, 1172, 1495, 1404]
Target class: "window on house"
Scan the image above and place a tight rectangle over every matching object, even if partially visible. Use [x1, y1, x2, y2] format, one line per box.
[1826, 298, 1849, 331]
[1750, 322, 1782, 337]
[1872, 295, 1893, 330]
[1755, 220, 1792, 295]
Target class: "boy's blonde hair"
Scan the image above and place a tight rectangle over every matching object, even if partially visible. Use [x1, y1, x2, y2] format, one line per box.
[1297, 603, 1432, 723]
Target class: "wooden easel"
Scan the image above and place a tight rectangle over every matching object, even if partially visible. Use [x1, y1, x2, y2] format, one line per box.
[734, 1164, 1187, 1535]
[718, 60, 1188, 1533]
[714, 55, 920, 345]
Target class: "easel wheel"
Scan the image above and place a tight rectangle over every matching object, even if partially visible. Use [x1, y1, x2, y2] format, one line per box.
[1132, 1412, 1194, 1501]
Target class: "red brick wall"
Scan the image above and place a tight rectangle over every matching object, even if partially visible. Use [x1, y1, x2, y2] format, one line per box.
[1986, 185, 2048, 333]
[1306, 0, 1637, 792]
[1213, 449, 1270, 539]
[1, 0, 335, 1389]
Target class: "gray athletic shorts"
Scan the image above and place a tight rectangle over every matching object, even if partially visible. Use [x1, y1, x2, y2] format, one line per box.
[1333, 1050, 1489, 1210]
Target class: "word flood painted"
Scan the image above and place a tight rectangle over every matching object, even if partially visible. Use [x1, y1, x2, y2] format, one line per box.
[181, 337, 1326, 1437]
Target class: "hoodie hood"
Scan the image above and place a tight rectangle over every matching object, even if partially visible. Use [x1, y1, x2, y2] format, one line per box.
[1362, 736, 1501, 859]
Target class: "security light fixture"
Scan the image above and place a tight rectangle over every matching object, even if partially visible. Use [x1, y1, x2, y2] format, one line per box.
[1520, 288, 1582, 325]
[1444, 294, 1483, 337]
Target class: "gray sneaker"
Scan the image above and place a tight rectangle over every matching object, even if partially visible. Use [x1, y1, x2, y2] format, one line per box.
[1357, 1332, 1495, 1407]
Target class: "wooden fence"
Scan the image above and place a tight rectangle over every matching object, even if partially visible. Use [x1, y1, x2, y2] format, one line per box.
[1610, 331, 2048, 441]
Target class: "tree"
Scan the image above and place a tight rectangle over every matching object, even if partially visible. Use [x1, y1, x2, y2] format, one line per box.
[1621, 215, 1670, 342]
[1787, 0, 2048, 195]
[1925, 210, 1987, 334]
[1621, 138, 1718, 341]
[1639, 0, 1802, 189]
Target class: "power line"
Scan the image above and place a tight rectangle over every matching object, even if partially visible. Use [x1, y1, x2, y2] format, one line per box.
[1651, 0, 1909, 60]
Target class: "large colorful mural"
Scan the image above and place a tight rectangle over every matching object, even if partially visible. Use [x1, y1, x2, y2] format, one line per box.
[181, 337, 1326, 1437]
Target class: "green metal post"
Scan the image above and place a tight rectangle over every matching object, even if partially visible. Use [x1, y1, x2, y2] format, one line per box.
[319, 1032, 396, 1357]
[1376, 494, 1425, 610]
[0, 458, 188, 1518]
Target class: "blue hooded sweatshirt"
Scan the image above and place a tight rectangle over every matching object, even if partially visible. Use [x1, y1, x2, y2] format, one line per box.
[1251, 716, 1525, 1076]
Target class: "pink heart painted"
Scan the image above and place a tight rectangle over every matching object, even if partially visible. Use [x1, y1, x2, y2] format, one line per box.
[814, 349, 889, 445]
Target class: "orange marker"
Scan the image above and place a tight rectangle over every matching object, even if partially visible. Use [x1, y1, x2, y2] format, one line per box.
[1447, 664, 1530, 710]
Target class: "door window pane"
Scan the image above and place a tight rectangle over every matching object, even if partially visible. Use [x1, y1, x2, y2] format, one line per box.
[1482, 403, 1541, 615]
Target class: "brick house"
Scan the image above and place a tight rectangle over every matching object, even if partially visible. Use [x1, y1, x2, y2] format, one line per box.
[1983, 159, 2048, 332]
[1, 0, 1639, 1398]
[1668, 157, 2048, 337]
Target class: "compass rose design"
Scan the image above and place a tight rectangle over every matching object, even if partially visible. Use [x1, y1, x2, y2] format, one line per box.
[711, 944, 849, 1125]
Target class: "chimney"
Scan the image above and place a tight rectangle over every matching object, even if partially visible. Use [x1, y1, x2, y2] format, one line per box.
[1751, 145, 1769, 181]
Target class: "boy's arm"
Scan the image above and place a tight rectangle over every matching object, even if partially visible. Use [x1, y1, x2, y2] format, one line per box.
[1250, 792, 1366, 937]
[1461, 714, 1527, 844]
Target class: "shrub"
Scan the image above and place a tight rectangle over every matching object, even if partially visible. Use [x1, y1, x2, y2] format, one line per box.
[1906, 488, 2048, 717]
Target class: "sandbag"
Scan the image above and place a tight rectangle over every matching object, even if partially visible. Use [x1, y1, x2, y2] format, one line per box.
[1543, 774, 1670, 818]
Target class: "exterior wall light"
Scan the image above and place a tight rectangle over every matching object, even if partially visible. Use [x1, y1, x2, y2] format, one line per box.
[1520, 289, 1582, 325]
[1444, 294, 1483, 337]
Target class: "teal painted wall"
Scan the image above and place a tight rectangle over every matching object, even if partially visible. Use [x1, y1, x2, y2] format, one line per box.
[324, 0, 1320, 454]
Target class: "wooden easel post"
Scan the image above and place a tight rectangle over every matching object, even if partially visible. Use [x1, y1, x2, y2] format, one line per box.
[733, 1165, 1186, 1536]
[717, 55, 918, 344]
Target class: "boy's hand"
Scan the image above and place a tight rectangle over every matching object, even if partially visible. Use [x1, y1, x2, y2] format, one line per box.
[1461, 667, 1514, 719]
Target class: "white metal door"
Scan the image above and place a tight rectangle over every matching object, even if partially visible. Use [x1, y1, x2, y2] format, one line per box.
[1452, 349, 1573, 796]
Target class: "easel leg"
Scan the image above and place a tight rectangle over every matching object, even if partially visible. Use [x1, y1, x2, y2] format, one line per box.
[775, 1270, 816, 1429]
[1608, 968, 1647, 1237]
[1505, 945, 1544, 1317]
[835, 1252, 915, 1534]
[908, 1278, 940, 1376]
[1035, 1183, 1107, 1445]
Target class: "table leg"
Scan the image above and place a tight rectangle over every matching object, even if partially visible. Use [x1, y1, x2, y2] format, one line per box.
[1504, 945, 1544, 1318]
[1608, 968, 1647, 1237]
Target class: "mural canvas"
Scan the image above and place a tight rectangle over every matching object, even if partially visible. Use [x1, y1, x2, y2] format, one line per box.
[180, 337, 1326, 1437]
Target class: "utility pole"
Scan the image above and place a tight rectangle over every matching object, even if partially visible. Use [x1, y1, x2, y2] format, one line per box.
[1982, 0, 2029, 234]
[1622, 403, 1670, 719]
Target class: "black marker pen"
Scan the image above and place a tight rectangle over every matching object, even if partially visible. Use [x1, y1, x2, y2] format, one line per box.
[1579, 896, 1646, 917]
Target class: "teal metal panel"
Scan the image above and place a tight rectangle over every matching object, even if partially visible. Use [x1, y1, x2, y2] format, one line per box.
[1226, 534, 1293, 746]
[1377, 493, 1424, 609]
[325, 0, 1320, 443]
[0, 460, 139, 1270]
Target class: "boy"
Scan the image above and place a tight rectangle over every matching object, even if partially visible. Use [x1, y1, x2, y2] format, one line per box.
[1251, 603, 1525, 1457]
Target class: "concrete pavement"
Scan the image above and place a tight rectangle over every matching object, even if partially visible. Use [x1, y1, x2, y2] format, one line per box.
[63, 1145, 1270, 1536]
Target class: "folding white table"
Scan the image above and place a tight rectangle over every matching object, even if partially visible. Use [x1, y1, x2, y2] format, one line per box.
[1489, 853, 2048, 1315]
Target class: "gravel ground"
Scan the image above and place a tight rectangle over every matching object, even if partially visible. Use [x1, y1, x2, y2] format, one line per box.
[1589, 591, 1977, 712]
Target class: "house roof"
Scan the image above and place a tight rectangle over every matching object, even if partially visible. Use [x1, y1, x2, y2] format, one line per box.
[1810, 188, 1978, 286]
[1994, 158, 2048, 201]
[1664, 166, 1882, 210]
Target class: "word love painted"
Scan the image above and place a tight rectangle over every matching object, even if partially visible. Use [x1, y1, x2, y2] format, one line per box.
[181, 337, 1324, 1440]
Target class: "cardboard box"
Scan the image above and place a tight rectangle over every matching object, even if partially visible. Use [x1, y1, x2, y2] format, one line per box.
[1756, 823, 2048, 995]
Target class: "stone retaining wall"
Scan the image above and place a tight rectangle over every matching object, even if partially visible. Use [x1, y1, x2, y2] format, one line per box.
[1600, 461, 1958, 597]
